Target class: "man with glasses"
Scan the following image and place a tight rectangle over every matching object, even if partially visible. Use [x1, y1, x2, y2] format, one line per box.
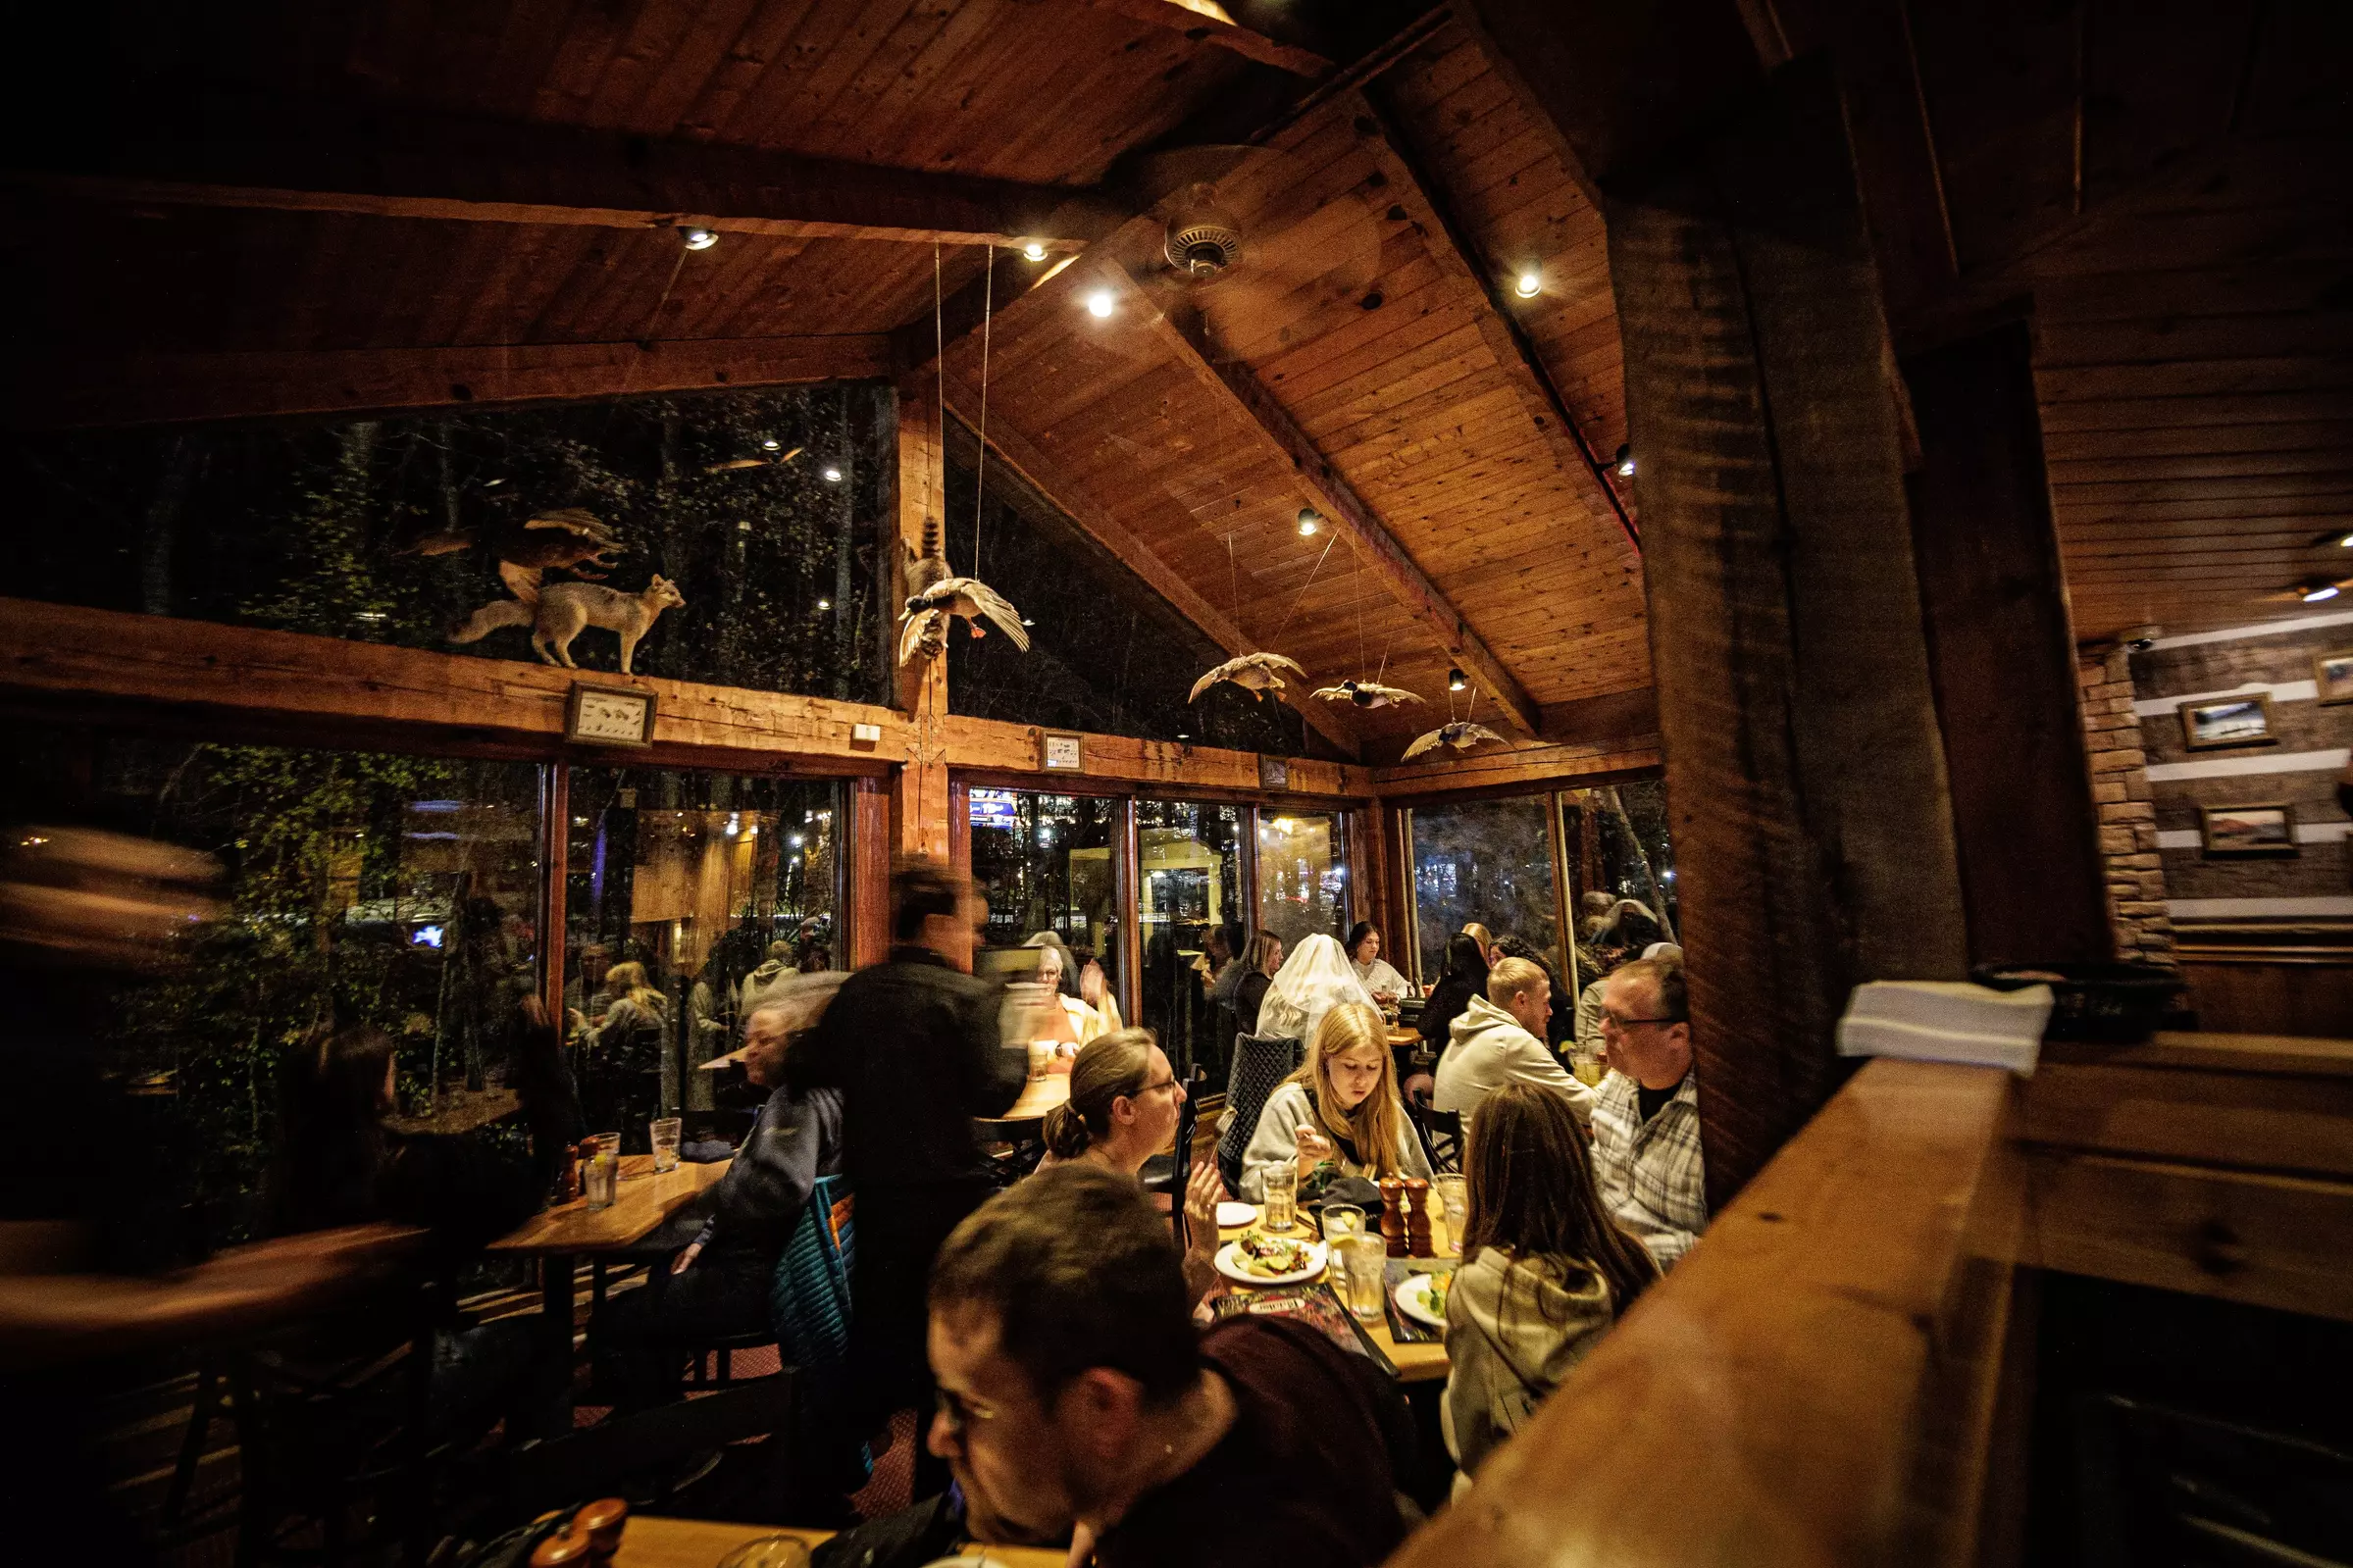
[1589, 956, 1707, 1270]
[926, 1165, 1411, 1567]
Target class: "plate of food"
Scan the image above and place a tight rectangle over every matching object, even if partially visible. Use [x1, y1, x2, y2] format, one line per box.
[1215, 1200, 1258, 1229]
[1395, 1271, 1452, 1330]
[1214, 1229, 1329, 1287]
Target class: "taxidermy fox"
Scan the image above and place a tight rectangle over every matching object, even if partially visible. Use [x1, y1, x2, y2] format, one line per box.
[448, 576, 685, 676]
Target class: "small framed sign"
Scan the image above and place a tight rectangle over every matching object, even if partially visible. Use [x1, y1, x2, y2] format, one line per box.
[2316, 648, 2353, 706]
[1041, 732, 1085, 772]
[566, 683, 656, 747]
[1257, 755, 1290, 790]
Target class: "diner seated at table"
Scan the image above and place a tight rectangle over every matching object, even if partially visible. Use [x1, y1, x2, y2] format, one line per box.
[1442, 1083, 1658, 1493]
[1416, 933, 1490, 1058]
[1022, 931, 1121, 1050]
[1488, 934, 1576, 1050]
[1240, 1002, 1431, 1203]
[927, 1164, 1413, 1568]
[1033, 1029, 1224, 1303]
[1432, 957, 1594, 1129]
[589, 986, 844, 1413]
[1588, 956, 1707, 1270]
[1460, 922, 1496, 966]
[1232, 930, 1283, 1037]
[1572, 901, 1664, 1058]
[1346, 921, 1410, 1005]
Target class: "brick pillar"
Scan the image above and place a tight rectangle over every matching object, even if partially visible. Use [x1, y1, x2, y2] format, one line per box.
[2079, 646, 2175, 961]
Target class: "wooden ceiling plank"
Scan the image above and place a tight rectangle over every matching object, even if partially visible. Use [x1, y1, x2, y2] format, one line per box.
[1099, 263, 1543, 736]
[1075, 0, 1333, 79]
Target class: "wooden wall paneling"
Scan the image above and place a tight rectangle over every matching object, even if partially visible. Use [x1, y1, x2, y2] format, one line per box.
[2020, 1052, 2353, 1182]
[895, 371, 952, 860]
[1904, 321, 2115, 966]
[850, 775, 892, 967]
[2177, 946, 2353, 1038]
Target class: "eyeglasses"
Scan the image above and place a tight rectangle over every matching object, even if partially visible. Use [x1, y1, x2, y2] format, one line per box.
[934, 1386, 997, 1441]
[1140, 1075, 1180, 1096]
[1600, 1013, 1679, 1030]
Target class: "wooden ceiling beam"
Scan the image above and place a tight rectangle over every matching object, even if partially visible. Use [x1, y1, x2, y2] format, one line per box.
[1079, 0, 1336, 78]
[10, 335, 892, 429]
[11, 97, 1120, 250]
[1098, 263, 1545, 739]
[939, 381, 1365, 759]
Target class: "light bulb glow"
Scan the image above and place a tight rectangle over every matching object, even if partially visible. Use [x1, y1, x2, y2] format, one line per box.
[1023, 241, 1047, 262]
[1085, 290, 1114, 319]
[2303, 584, 2341, 603]
[762, 437, 781, 450]
[681, 227, 718, 251]
[1513, 271, 1541, 298]
[1297, 507, 1320, 536]
[823, 466, 843, 482]
[1448, 667, 1467, 691]
[2338, 531, 2353, 548]
[817, 597, 832, 610]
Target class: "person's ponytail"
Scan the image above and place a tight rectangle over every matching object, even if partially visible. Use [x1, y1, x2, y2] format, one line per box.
[1042, 1101, 1092, 1160]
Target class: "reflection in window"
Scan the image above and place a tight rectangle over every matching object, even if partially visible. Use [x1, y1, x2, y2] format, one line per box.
[1136, 800, 1245, 1080]
[0, 729, 541, 1242]
[1254, 811, 1350, 951]
[969, 789, 1126, 1013]
[1560, 783, 1679, 969]
[1407, 795, 1561, 983]
[565, 770, 841, 1138]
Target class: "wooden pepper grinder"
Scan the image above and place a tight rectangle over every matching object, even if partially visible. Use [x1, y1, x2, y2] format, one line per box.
[529, 1497, 629, 1568]
[1403, 1178, 1432, 1258]
[1378, 1178, 1407, 1257]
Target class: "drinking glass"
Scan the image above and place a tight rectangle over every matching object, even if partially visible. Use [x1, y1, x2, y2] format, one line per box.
[649, 1116, 683, 1174]
[1261, 1163, 1299, 1233]
[1320, 1203, 1364, 1241]
[584, 1153, 618, 1210]
[1335, 1234, 1388, 1322]
[592, 1131, 621, 1161]
[715, 1535, 814, 1568]
[1431, 1175, 1467, 1255]
[1571, 1047, 1605, 1087]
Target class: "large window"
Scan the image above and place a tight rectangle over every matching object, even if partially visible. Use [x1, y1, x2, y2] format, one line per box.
[1560, 782, 1679, 953]
[1136, 800, 1246, 1079]
[565, 769, 842, 1134]
[0, 727, 541, 1243]
[1254, 810, 1351, 951]
[1408, 794, 1561, 981]
[969, 789, 1127, 1008]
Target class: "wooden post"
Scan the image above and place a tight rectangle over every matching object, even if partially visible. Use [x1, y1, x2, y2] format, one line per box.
[849, 776, 892, 968]
[893, 371, 950, 862]
[539, 763, 570, 1028]
[1466, 6, 1973, 1205]
[1905, 322, 2114, 968]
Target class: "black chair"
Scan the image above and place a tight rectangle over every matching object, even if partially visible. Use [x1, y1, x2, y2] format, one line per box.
[1407, 1100, 1463, 1174]
[1142, 1066, 1206, 1245]
[1215, 1035, 1303, 1195]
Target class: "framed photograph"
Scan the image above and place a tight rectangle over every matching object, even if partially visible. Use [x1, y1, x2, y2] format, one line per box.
[2199, 802, 2298, 857]
[2178, 693, 2276, 751]
[1040, 731, 1085, 772]
[2315, 648, 2353, 706]
[565, 682, 656, 747]
[1257, 755, 1290, 790]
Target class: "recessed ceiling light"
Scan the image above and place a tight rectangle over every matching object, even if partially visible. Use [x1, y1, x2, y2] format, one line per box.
[1513, 271, 1541, 298]
[1448, 667, 1467, 691]
[2338, 531, 2353, 548]
[762, 437, 781, 450]
[1615, 443, 1635, 478]
[823, 466, 843, 482]
[1085, 290, 1114, 319]
[1297, 507, 1320, 536]
[2303, 583, 2341, 603]
[680, 227, 718, 251]
[1023, 241, 1048, 262]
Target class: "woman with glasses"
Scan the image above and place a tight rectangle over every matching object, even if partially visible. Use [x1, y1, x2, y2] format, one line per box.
[1037, 1029, 1222, 1301]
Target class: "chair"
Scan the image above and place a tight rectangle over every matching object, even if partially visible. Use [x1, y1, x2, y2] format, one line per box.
[1215, 1035, 1303, 1195]
[1407, 1099, 1462, 1174]
[1141, 1068, 1204, 1244]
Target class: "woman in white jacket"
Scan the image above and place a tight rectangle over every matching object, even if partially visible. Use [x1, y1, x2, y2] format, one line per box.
[1240, 1002, 1430, 1202]
[1442, 1082, 1659, 1492]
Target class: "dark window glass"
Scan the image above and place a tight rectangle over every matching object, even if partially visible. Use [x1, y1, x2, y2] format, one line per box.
[968, 788, 1126, 1019]
[1254, 810, 1351, 950]
[0, 727, 540, 1243]
[1560, 781, 1679, 986]
[6, 384, 892, 703]
[563, 769, 842, 1138]
[1136, 800, 1246, 1080]
[1407, 795, 1561, 982]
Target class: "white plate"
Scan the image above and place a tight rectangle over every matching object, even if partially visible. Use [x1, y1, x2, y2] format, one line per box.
[1213, 1237, 1328, 1288]
[1394, 1272, 1450, 1330]
[1215, 1200, 1258, 1229]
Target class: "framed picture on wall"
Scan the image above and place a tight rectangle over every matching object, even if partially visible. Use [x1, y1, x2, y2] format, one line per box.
[2315, 649, 2353, 705]
[2178, 693, 2276, 750]
[2199, 802, 2298, 857]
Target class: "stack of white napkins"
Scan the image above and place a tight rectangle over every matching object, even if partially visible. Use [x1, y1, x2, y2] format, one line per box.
[1834, 981, 2055, 1076]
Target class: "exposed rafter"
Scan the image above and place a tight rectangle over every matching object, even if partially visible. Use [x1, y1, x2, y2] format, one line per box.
[11, 336, 891, 429]
[11, 97, 1120, 250]
[1098, 264, 1544, 739]
[888, 215, 1147, 375]
[1080, 0, 1337, 78]
[939, 388, 1363, 759]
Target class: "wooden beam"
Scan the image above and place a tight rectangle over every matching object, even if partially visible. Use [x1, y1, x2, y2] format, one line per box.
[1373, 736, 1663, 798]
[12, 98, 1114, 250]
[11, 336, 893, 429]
[1354, 88, 1642, 555]
[941, 712, 1371, 798]
[938, 384, 1364, 759]
[894, 373, 952, 861]
[1100, 263, 1546, 739]
[1078, 0, 1336, 78]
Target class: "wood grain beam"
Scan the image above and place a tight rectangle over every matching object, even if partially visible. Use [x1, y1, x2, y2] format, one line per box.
[938, 385, 1365, 758]
[1099, 263, 1546, 738]
[1078, 0, 1336, 78]
[9, 336, 892, 429]
[12, 98, 1115, 249]
[889, 215, 1146, 375]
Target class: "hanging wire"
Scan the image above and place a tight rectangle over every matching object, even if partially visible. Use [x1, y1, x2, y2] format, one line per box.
[929, 243, 944, 528]
[616, 239, 691, 402]
[1227, 530, 1245, 644]
[1269, 528, 1339, 646]
[973, 243, 995, 578]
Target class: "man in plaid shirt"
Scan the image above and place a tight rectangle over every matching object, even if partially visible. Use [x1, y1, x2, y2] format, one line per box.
[1588, 957, 1706, 1269]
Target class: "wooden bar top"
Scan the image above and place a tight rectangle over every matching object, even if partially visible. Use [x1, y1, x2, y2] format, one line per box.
[618, 1514, 1060, 1568]
[487, 1156, 730, 1254]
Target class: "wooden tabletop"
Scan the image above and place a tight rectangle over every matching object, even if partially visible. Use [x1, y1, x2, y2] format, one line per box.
[0, 1221, 430, 1371]
[980, 1073, 1071, 1125]
[486, 1155, 730, 1254]
[617, 1514, 1060, 1568]
[1217, 1208, 1453, 1384]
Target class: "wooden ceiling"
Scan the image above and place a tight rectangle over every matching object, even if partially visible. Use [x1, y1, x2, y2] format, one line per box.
[6, 0, 2348, 757]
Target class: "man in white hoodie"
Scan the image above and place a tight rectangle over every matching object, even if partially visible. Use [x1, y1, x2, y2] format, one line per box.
[1433, 957, 1595, 1129]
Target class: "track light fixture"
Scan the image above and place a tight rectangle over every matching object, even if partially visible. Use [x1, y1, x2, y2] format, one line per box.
[1614, 443, 1635, 478]
[2302, 582, 2341, 603]
[680, 227, 718, 251]
[1448, 667, 1466, 691]
[1513, 271, 1541, 298]
[1022, 241, 1048, 262]
[1297, 507, 1321, 537]
[1085, 290, 1114, 319]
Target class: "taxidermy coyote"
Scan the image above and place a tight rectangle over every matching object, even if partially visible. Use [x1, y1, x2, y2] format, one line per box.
[449, 576, 685, 675]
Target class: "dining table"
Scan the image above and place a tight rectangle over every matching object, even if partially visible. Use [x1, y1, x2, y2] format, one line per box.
[1214, 1204, 1453, 1384]
[977, 1071, 1071, 1127]
[617, 1513, 1062, 1568]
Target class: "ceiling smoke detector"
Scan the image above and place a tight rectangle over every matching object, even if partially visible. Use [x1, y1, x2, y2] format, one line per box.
[1165, 215, 1244, 279]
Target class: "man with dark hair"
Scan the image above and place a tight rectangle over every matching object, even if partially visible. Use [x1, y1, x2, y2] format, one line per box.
[928, 1166, 1410, 1566]
[790, 856, 1024, 1498]
[1589, 955, 1706, 1270]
